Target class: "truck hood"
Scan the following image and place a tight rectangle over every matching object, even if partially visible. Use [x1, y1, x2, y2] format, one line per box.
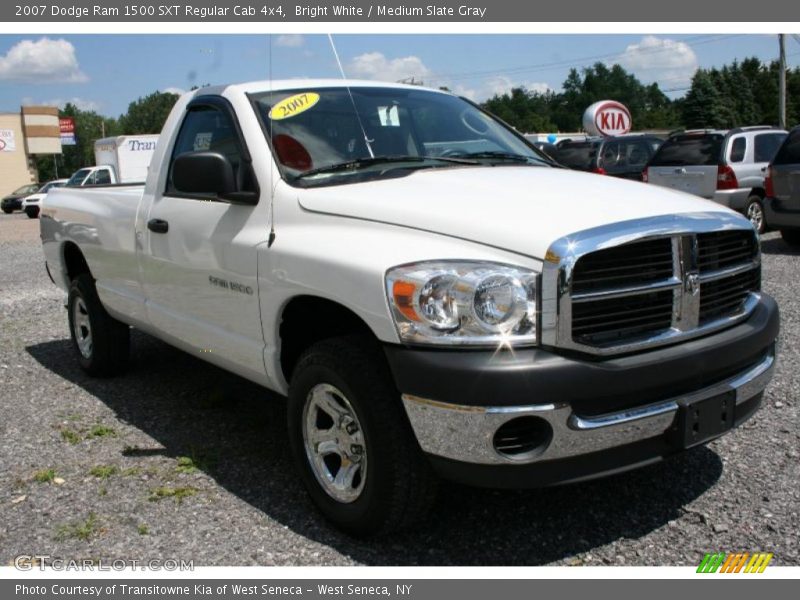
[296, 166, 736, 259]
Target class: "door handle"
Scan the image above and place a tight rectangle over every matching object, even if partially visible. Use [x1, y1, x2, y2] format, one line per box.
[147, 218, 169, 234]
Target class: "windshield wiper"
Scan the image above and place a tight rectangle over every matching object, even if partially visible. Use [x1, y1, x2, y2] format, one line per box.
[295, 155, 475, 179]
[455, 151, 538, 163]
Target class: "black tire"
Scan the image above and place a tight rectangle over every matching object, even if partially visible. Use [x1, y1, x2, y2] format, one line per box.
[780, 229, 800, 248]
[287, 336, 437, 536]
[67, 273, 130, 376]
[746, 196, 766, 234]
[25, 207, 39, 219]
[2, 208, 12, 214]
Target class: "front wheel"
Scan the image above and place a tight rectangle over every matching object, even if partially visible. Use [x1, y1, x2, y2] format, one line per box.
[746, 196, 766, 234]
[67, 274, 130, 376]
[287, 336, 437, 536]
[25, 207, 39, 219]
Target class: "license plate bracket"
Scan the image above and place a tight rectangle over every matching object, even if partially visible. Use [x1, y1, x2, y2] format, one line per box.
[672, 391, 736, 449]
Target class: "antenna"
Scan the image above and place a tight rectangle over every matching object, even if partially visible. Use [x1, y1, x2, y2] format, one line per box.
[267, 34, 276, 247]
[327, 33, 374, 158]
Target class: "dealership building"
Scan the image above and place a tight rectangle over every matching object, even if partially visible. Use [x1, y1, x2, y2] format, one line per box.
[0, 106, 62, 197]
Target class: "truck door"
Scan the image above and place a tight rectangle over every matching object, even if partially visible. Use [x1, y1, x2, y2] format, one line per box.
[139, 96, 269, 383]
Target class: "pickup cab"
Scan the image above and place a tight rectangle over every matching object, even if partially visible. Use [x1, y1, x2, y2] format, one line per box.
[65, 165, 118, 187]
[41, 80, 780, 535]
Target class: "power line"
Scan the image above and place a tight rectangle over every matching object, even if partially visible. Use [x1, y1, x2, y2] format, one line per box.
[426, 34, 742, 85]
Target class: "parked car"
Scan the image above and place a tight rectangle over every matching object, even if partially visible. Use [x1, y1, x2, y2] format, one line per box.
[763, 126, 800, 247]
[644, 127, 787, 233]
[2, 182, 41, 214]
[553, 134, 662, 181]
[21, 179, 69, 218]
[42, 80, 778, 535]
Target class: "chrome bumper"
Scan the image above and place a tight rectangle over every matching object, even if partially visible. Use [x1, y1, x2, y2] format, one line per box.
[402, 350, 775, 465]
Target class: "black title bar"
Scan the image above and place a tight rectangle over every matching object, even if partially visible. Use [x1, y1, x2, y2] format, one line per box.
[3, 0, 799, 22]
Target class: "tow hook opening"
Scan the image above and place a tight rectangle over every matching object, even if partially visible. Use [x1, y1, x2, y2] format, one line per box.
[492, 416, 553, 460]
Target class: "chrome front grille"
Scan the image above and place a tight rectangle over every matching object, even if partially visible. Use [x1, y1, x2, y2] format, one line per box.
[697, 230, 758, 273]
[572, 289, 674, 346]
[539, 214, 761, 356]
[699, 267, 760, 324]
[571, 238, 673, 294]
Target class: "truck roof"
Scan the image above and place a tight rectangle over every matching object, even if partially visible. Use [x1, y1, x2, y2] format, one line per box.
[197, 79, 453, 97]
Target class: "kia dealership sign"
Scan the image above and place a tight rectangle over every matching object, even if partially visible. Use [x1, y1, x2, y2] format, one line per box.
[582, 100, 632, 137]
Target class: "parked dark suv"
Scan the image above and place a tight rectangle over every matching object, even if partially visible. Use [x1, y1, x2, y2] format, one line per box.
[552, 134, 662, 181]
[764, 126, 800, 247]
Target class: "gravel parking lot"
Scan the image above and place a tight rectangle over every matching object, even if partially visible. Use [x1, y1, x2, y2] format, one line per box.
[1, 212, 798, 567]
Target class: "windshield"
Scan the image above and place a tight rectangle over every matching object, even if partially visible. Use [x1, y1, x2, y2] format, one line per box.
[12, 184, 39, 195]
[251, 87, 549, 186]
[39, 181, 66, 193]
[649, 134, 724, 167]
[772, 130, 800, 165]
[66, 169, 91, 186]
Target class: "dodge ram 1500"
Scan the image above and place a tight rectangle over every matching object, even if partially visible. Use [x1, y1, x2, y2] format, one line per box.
[41, 80, 779, 535]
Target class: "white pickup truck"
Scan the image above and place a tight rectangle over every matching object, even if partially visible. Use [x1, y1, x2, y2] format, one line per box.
[41, 80, 779, 535]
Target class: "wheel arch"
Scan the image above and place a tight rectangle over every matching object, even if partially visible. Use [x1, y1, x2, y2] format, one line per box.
[278, 294, 381, 384]
[62, 241, 92, 282]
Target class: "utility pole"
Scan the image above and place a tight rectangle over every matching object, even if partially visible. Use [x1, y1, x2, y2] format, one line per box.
[779, 34, 786, 130]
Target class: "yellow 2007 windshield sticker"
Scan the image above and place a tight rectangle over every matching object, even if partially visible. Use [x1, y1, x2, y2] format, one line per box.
[269, 92, 320, 120]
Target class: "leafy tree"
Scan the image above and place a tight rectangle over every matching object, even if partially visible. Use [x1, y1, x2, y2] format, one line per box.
[118, 91, 180, 135]
[483, 87, 557, 132]
[683, 57, 800, 129]
[482, 63, 681, 133]
[682, 70, 728, 128]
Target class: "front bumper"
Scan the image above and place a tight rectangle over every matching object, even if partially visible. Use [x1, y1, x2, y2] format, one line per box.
[1, 197, 22, 211]
[384, 294, 779, 487]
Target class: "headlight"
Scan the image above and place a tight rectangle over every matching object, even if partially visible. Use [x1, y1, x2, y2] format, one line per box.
[386, 261, 538, 346]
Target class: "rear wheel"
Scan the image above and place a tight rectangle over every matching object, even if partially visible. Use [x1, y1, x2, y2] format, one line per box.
[2, 208, 12, 214]
[67, 274, 130, 376]
[780, 229, 800, 248]
[746, 196, 766, 234]
[287, 336, 437, 536]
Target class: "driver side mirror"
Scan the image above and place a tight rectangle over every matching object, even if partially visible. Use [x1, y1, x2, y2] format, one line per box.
[172, 152, 258, 205]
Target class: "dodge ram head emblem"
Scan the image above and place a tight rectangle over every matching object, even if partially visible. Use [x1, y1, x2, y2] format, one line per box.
[686, 272, 700, 296]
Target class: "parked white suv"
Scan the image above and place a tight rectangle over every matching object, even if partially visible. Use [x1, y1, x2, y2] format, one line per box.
[644, 127, 787, 233]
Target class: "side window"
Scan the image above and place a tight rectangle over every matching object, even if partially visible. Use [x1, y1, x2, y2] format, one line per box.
[625, 141, 649, 168]
[85, 172, 97, 185]
[754, 133, 786, 163]
[729, 137, 746, 163]
[94, 169, 111, 185]
[599, 142, 620, 169]
[166, 104, 254, 196]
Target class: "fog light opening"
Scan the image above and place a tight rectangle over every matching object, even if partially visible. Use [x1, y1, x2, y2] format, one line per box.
[492, 416, 553, 460]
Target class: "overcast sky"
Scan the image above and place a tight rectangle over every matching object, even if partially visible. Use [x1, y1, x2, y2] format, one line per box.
[0, 34, 798, 116]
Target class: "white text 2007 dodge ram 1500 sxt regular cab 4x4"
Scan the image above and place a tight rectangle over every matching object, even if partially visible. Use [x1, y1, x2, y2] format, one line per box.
[41, 81, 779, 535]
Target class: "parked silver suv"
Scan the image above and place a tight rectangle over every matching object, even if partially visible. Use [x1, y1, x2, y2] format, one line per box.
[764, 126, 800, 247]
[644, 126, 787, 233]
